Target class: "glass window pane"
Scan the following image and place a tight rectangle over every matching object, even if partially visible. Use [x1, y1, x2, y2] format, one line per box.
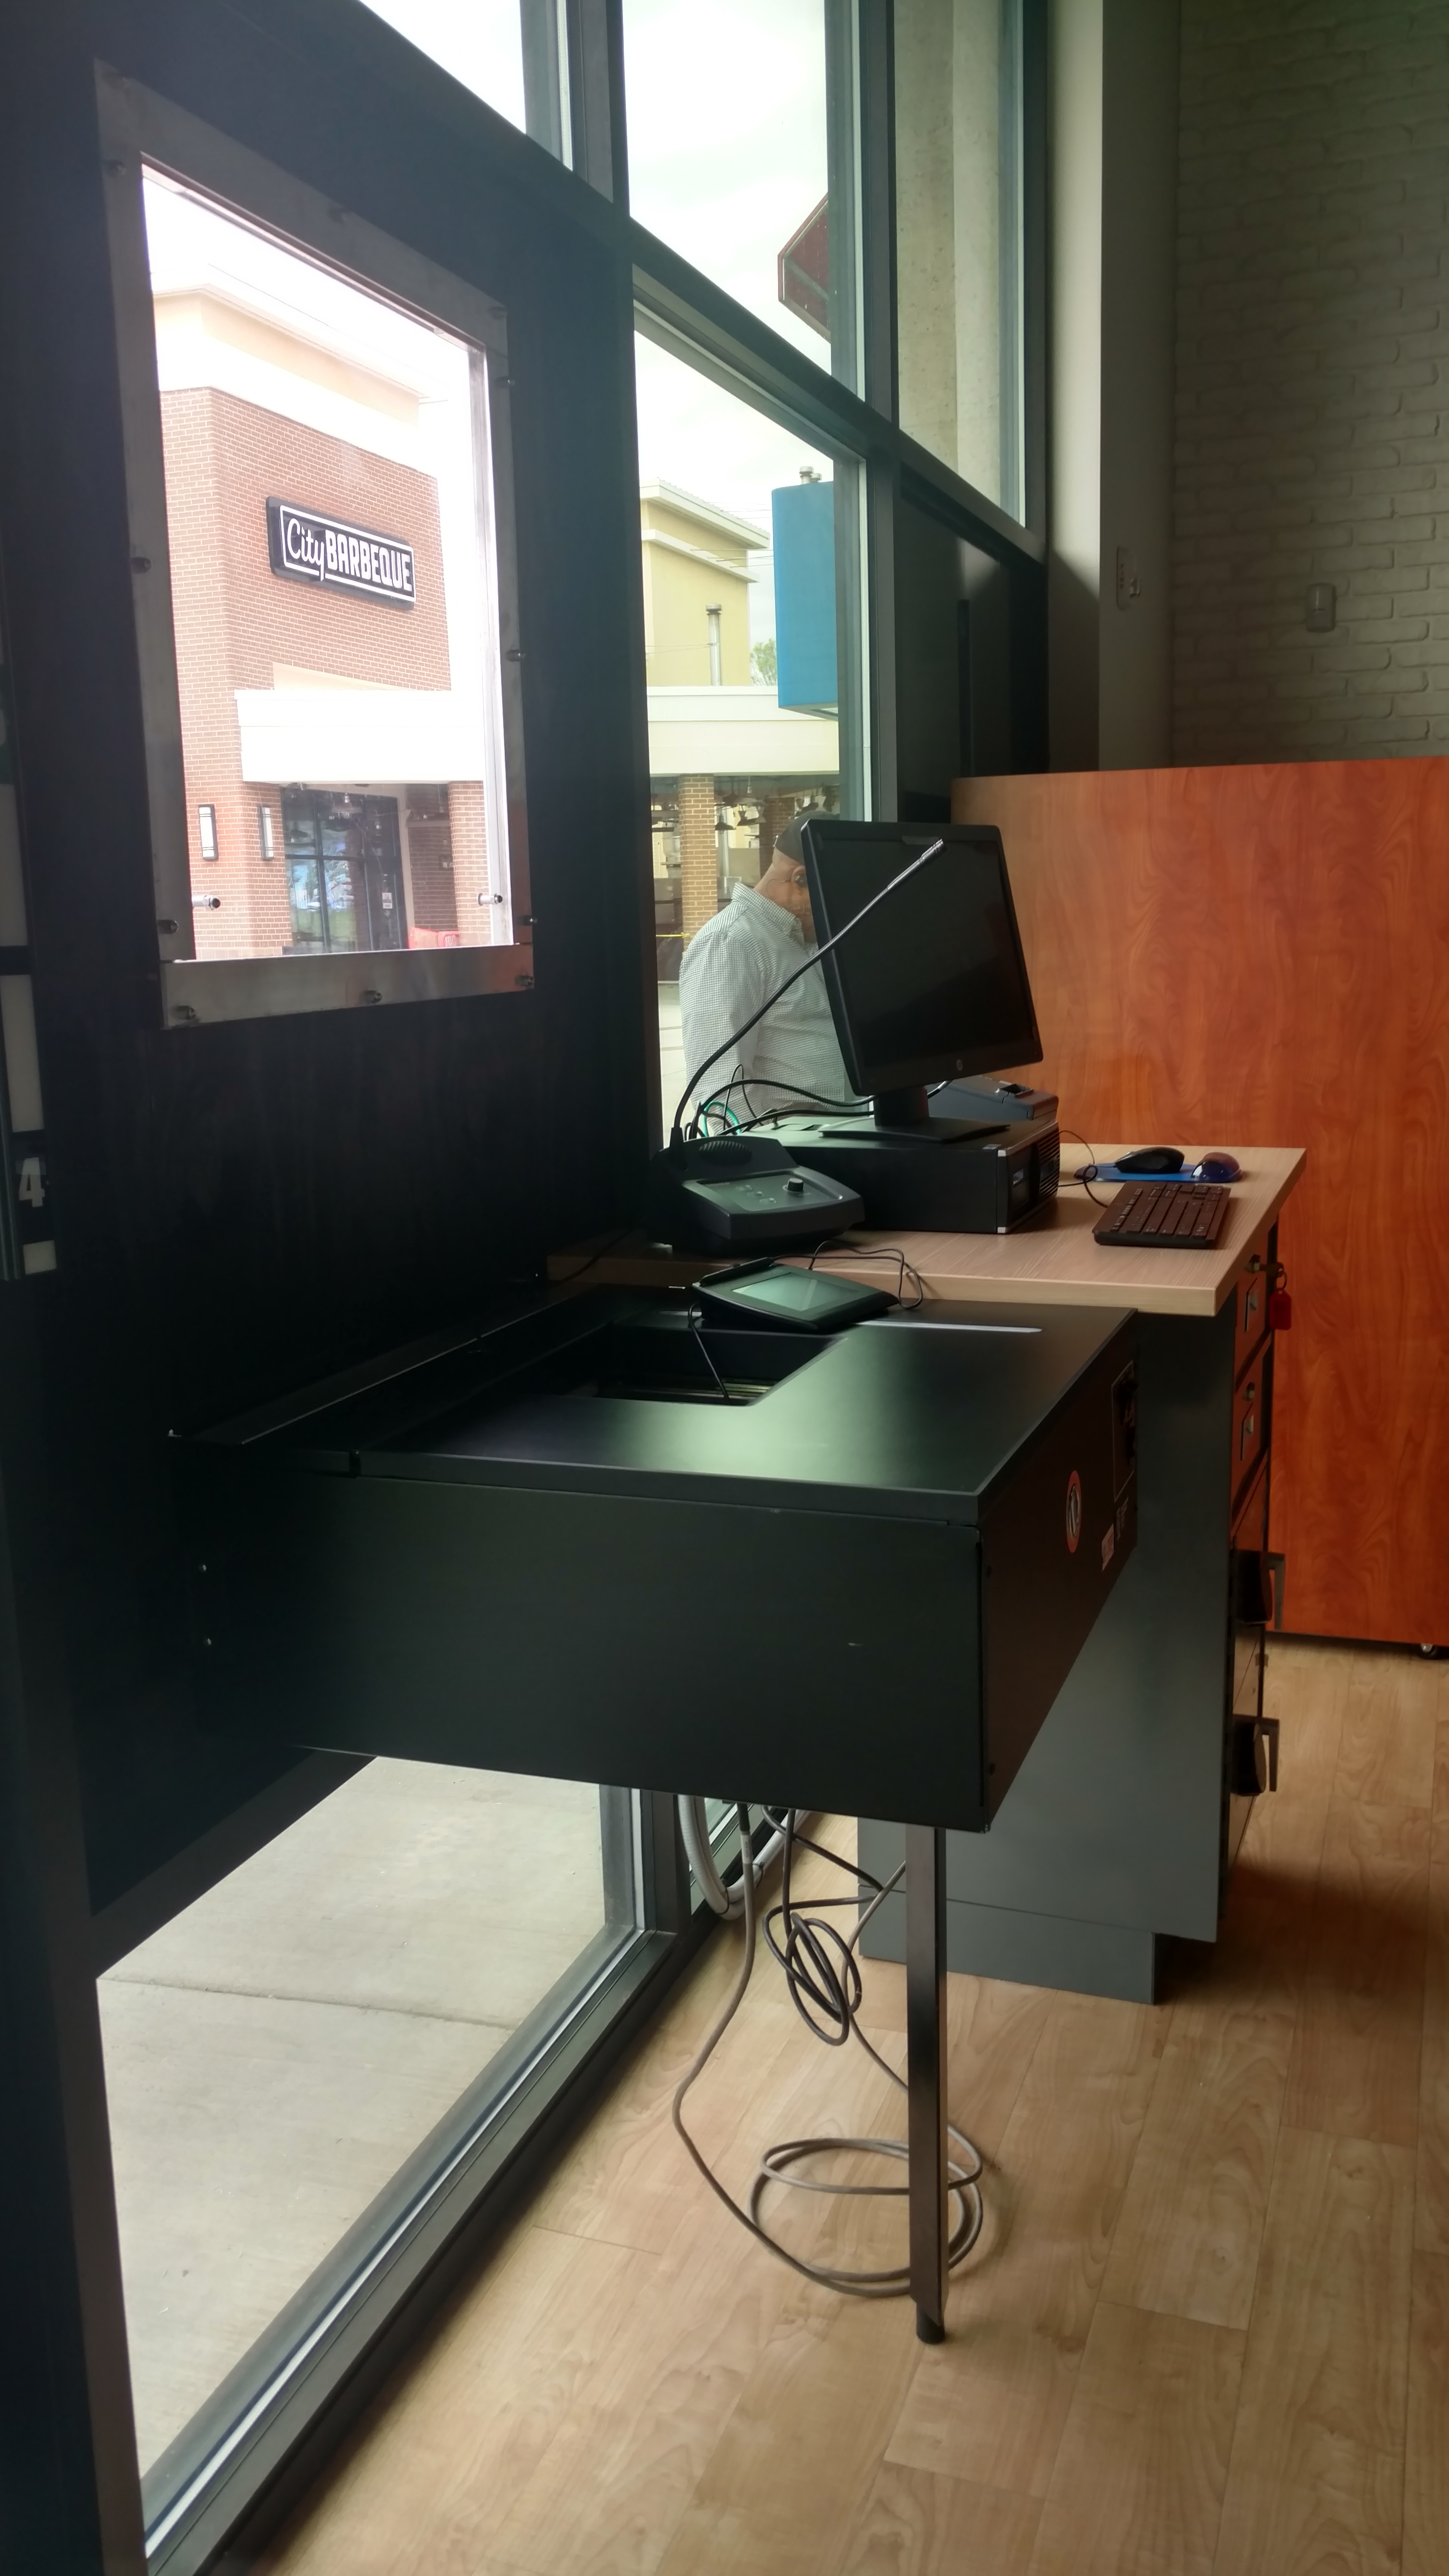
[142, 169, 515, 961]
[895, 0, 1026, 518]
[623, 1, 857, 387]
[635, 334, 865, 1132]
[355, 1, 571, 161]
[100, 1761, 631, 2482]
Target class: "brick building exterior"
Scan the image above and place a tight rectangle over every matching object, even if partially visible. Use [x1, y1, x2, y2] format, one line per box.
[160, 380, 490, 957]
[1173, 1, 1449, 764]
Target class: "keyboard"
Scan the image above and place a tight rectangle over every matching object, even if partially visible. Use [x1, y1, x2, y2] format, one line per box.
[1093, 1181, 1231, 1250]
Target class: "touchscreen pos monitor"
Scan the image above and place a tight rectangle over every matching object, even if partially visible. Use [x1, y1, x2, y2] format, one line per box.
[798, 819, 1043, 1127]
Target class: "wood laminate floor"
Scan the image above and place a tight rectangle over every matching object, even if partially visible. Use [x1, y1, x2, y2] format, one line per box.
[257, 1642, 1449, 2576]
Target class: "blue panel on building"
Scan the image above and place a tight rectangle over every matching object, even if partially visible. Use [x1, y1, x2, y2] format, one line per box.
[772, 481, 837, 710]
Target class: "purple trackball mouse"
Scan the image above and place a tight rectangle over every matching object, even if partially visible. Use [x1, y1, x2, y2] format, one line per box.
[1194, 1152, 1241, 1182]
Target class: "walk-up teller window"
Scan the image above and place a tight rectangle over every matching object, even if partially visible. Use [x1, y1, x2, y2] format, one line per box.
[99, 75, 529, 1024]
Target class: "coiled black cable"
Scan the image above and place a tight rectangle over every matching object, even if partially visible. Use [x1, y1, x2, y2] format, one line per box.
[671, 1806, 984, 2297]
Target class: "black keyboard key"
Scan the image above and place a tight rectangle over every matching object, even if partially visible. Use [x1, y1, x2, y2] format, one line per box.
[1093, 1181, 1231, 1250]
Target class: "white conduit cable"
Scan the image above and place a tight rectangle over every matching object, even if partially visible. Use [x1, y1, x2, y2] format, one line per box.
[677, 1795, 787, 1919]
[671, 1804, 984, 2296]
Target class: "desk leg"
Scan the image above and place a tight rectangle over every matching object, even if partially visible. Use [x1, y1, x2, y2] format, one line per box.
[906, 1823, 948, 2342]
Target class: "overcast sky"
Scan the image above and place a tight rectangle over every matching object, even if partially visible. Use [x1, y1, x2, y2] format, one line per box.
[359, 0, 830, 363]
[356, 0, 838, 644]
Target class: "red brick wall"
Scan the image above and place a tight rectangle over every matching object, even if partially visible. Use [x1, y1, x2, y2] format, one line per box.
[160, 385, 490, 957]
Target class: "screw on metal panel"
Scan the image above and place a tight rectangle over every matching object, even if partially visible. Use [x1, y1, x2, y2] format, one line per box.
[506, 648, 525, 661]
[514, 974, 534, 988]
[156, 917, 178, 934]
[130, 554, 151, 572]
[172, 1005, 199, 1022]
[359, 989, 383, 1004]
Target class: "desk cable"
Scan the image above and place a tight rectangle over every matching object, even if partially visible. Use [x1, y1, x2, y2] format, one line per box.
[671, 1804, 984, 2296]
[1055, 1128, 1110, 1207]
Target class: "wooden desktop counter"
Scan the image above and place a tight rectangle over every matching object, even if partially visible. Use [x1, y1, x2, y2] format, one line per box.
[551, 1145, 1305, 2002]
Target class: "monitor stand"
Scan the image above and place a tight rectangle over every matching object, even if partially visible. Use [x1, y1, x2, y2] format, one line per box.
[808, 1085, 1004, 1151]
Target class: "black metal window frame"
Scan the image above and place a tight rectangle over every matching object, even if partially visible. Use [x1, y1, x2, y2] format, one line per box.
[97, 69, 533, 1028]
[145, 10, 1049, 2559]
[616, 0, 1048, 824]
[139, 1778, 696, 2576]
[0, 9, 1050, 2573]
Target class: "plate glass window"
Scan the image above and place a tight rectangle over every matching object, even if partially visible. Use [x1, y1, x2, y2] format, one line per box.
[634, 333, 865, 1125]
[622, 1, 859, 388]
[140, 170, 513, 962]
[354, 0, 572, 160]
[99, 1763, 637, 2520]
[894, 0, 1027, 519]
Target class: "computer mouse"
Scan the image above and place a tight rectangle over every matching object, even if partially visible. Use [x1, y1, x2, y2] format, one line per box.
[1194, 1152, 1241, 1183]
[1118, 1147, 1185, 1175]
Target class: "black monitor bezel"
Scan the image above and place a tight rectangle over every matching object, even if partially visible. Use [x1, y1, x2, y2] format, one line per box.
[799, 819, 1045, 1098]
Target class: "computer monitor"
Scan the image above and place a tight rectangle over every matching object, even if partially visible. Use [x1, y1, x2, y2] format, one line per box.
[799, 819, 1044, 1124]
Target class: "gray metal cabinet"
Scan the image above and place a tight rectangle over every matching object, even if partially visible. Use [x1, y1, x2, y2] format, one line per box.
[859, 1225, 1282, 2003]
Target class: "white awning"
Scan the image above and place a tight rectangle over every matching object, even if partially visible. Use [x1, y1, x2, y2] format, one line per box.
[235, 688, 488, 785]
[646, 685, 838, 780]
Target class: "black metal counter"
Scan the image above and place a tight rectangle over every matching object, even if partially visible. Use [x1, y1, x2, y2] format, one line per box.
[179, 1288, 1138, 2335]
[182, 1292, 1136, 1835]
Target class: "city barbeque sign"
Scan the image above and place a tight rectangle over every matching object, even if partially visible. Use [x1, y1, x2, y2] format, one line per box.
[266, 498, 416, 608]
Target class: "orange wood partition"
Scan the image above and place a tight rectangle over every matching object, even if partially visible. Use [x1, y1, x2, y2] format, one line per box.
[953, 759, 1449, 1648]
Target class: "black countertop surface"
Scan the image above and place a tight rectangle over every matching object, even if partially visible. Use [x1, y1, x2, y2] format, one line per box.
[204, 1291, 1135, 1528]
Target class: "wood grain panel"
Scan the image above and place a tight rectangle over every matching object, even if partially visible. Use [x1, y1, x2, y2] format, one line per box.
[954, 760, 1449, 1646]
[1027, 2303, 1244, 2576]
[1099, 1996, 1291, 2331]
[1210, 2126, 1415, 2576]
[489, 2208, 799, 2576]
[836, 2464, 1041, 2576]
[1416, 1863, 1449, 2255]
[1403, 2251, 1449, 2576]
[650, 2293, 921, 2576]
[885, 1996, 1162, 2501]
[258, 1650, 1443, 2576]
[1335, 1651, 1445, 1812]
[1281, 1792, 1429, 2148]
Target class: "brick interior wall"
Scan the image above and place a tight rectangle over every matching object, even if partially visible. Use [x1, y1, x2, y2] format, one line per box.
[1174, 2, 1449, 763]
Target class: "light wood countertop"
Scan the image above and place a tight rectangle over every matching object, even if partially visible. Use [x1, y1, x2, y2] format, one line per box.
[549, 1146, 1306, 1319]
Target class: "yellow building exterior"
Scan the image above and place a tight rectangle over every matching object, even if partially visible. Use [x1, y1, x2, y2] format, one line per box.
[638, 483, 764, 685]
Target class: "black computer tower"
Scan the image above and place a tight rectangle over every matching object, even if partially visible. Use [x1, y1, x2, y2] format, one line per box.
[771, 1117, 1061, 1233]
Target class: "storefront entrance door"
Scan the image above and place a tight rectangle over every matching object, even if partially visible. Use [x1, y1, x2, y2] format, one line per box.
[282, 790, 406, 954]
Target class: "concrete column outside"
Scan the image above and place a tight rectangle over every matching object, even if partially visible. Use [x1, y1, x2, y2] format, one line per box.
[678, 774, 719, 942]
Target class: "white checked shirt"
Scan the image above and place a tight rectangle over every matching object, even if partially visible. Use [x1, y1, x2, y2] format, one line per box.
[677, 882, 860, 1121]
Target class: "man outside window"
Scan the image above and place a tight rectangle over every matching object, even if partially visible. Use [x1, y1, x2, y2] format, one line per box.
[677, 809, 861, 1125]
